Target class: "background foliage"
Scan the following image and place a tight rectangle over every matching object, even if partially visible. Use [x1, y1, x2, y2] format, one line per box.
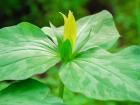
[0, 0, 139, 47]
[0, 0, 139, 105]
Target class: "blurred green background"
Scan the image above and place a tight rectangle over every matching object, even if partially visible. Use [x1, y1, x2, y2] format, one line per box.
[0, 0, 140, 105]
[0, 0, 140, 47]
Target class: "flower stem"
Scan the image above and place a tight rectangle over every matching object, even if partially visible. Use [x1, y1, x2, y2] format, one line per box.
[58, 79, 64, 98]
[56, 62, 64, 99]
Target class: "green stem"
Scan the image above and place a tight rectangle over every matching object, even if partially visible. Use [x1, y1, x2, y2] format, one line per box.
[56, 62, 64, 98]
[58, 79, 64, 98]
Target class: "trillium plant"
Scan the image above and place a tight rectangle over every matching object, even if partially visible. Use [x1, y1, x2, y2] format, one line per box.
[0, 10, 140, 105]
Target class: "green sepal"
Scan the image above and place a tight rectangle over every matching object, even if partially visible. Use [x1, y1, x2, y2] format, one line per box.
[60, 39, 72, 62]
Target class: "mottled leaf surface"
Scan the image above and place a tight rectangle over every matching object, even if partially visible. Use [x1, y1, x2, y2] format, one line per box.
[0, 79, 64, 105]
[59, 46, 140, 102]
[0, 22, 60, 81]
[42, 10, 120, 53]
[74, 10, 120, 52]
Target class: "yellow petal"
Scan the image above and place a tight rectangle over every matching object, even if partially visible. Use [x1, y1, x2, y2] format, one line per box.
[59, 12, 67, 22]
[60, 11, 77, 48]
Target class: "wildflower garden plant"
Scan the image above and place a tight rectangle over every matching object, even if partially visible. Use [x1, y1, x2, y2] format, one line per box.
[0, 10, 140, 105]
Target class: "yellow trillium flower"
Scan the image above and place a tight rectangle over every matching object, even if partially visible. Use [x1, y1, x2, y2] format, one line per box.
[60, 11, 77, 48]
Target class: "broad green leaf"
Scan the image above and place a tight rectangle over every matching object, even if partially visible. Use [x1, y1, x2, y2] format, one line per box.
[0, 22, 60, 81]
[59, 46, 140, 102]
[74, 10, 120, 53]
[42, 10, 120, 53]
[0, 79, 64, 105]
